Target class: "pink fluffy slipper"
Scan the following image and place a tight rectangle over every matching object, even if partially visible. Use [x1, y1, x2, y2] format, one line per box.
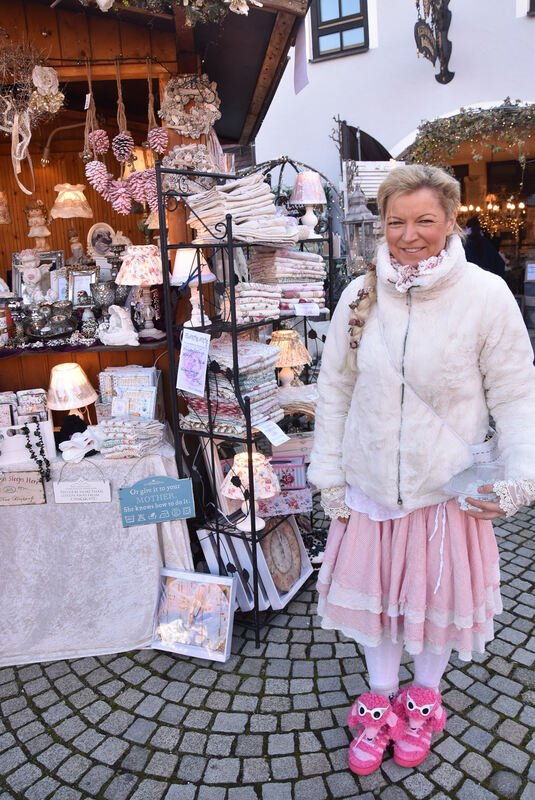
[347, 692, 399, 775]
[391, 685, 447, 768]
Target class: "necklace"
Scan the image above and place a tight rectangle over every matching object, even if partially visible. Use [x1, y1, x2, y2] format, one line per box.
[21, 418, 51, 482]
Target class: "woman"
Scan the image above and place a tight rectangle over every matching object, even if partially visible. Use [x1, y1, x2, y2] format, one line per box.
[308, 164, 535, 775]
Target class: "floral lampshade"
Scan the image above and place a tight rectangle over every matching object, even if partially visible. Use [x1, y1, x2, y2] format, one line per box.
[290, 171, 326, 206]
[170, 249, 216, 287]
[115, 244, 167, 286]
[50, 183, 93, 219]
[270, 329, 311, 369]
[47, 363, 98, 411]
[220, 452, 280, 501]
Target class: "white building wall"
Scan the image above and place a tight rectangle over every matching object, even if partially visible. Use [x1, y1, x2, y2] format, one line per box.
[256, 0, 535, 186]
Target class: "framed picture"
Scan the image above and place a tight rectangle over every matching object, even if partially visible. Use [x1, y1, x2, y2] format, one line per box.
[55, 268, 68, 302]
[67, 266, 100, 307]
[87, 223, 115, 259]
[11, 250, 65, 301]
[151, 568, 236, 662]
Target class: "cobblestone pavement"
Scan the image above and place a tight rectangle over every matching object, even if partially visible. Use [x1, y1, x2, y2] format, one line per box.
[1, 510, 534, 800]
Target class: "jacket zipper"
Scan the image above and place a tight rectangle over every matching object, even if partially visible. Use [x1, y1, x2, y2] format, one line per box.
[397, 290, 412, 505]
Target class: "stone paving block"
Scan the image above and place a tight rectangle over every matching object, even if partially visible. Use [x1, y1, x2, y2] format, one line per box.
[325, 770, 360, 798]
[161, 682, 188, 703]
[158, 703, 187, 726]
[294, 776, 328, 800]
[301, 752, 331, 775]
[177, 754, 207, 783]
[321, 727, 350, 749]
[180, 731, 207, 754]
[250, 714, 277, 733]
[404, 774, 437, 800]
[467, 705, 500, 730]
[268, 733, 295, 755]
[457, 779, 499, 800]
[35, 743, 70, 771]
[129, 778, 167, 800]
[489, 740, 531, 772]
[488, 770, 523, 798]
[205, 734, 233, 756]
[91, 736, 129, 765]
[164, 786, 196, 800]
[0, 734, 15, 754]
[135, 694, 165, 718]
[150, 725, 181, 751]
[461, 725, 494, 752]
[53, 716, 86, 742]
[308, 710, 334, 729]
[293, 694, 319, 710]
[99, 709, 134, 735]
[379, 788, 410, 800]
[433, 735, 466, 762]
[0, 683, 18, 701]
[103, 773, 139, 800]
[204, 756, 240, 784]
[240, 658, 264, 676]
[26, 734, 54, 756]
[78, 765, 114, 795]
[56, 753, 92, 783]
[71, 728, 104, 753]
[235, 734, 264, 757]
[1, 696, 27, 716]
[122, 666, 151, 685]
[23, 776, 59, 800]
[206, 691, 232, 711]
[497, 718, 529, 745]
[15, 721, 45, 744]
[317, 677, 341, 692]
[520, 785, 535, 800]
[5, 763, 42, 794]
[41, 787, 81, 800]
[146, 752, 179, 778]
[81, 700, 111, 723]
[197, 788, 227, 800]
[125, 718, 157, 744]
[430, 763, 463, 792]
[242, 756, 270, 782]
[271, 755, 299, 780]
[261, 696, 292, 712]
[381, 758, 413, 782]
[121, 744, 150, 772]
[183, 709, 213, 729]
[298, 731, 321, 752]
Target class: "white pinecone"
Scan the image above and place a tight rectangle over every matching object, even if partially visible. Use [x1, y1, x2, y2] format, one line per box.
[147, 126, 169, 155]
[109, 179, 132, 215]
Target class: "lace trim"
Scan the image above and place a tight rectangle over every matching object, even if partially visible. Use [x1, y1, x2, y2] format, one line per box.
[494, 479, 535, 517]
[320, 487, 351, 520]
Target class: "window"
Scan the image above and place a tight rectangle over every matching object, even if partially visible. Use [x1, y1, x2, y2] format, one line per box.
[529, 0, 535, 15]
[311, 0, 369, 60]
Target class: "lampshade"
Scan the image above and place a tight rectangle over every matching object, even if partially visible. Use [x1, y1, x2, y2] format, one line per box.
[47, 363, 98, 410]
[115, 244, 166, 286]
[170, 249, 216, 287]
[50, 183, 93, 219]
[270, 329, 311, 369]
[220, 452, 280, 501]
[122, 146, 150, 179]
[290, 171, 326, 206]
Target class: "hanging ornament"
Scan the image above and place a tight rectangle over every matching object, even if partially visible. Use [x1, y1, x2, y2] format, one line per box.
[82, 60, 101, 162]
[128, 170, 148, 203]
[142, 168, 158, 212]
[145, 58, 168, 156]
[112, 60, 134, 164]
[85, 160, 109, 192]
[88, 129, 110, 155]
[110, 179, 132, 215]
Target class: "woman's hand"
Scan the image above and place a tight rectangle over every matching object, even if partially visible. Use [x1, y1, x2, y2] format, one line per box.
[464, 484, 505, 520]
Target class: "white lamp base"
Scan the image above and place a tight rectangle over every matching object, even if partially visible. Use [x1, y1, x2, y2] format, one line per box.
[300, 205, 322, 238]
[184, 284, 211, 328]
[278, 366, 295, 388]
[236, 500, 266, 533]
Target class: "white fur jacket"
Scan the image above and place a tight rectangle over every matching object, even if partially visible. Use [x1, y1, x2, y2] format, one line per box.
[308, 235, 535, 511]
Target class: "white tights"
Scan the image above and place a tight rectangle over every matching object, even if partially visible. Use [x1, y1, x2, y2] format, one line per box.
[363, 639, 452, 697]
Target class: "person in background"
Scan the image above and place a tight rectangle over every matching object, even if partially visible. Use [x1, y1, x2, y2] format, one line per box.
[308, 164, 535, 776]
[464, 216, 506, 279]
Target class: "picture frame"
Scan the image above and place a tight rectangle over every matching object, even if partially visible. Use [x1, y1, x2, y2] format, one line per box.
[11, 250, 65, 301]
[151, 568, 236, 662]
[66, 265, 100, 307]
[55, 268, 68, 302]
[87, 223, 115, 259]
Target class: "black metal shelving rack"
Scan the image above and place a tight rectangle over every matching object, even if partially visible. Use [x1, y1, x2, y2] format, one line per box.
[155, 161, 334, 645]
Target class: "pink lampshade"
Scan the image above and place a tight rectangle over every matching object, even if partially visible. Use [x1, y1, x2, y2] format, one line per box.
[115, 244, 166, 286]
[220, 452, 280, 501]
[290, 171, 327, 205]
[170, 249, 216, 287]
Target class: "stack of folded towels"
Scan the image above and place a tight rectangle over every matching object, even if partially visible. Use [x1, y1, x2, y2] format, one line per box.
[98, 419, 164, 459]
[180, 334, 284, 436]
[221, 282, 282, 324]
[246, 247, 327, 313]
[187, 173, 299, 245]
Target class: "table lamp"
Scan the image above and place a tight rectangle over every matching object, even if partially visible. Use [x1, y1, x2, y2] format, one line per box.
[289, 170, 326, 238]
[47, 363, 98, 419]
[220, 452, 280, 532]
[115, 244, 167, 340]
[171, 249, 216, 328]
[50, 183, 93, 220]
[270, 329, 312, 387]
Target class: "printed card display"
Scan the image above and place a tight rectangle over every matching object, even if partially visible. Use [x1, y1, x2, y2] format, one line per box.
[176, 329, 211, 397]
[255, 419, 290, 446]
[293, 302, 320, 317]
[53, 479, 111, 505]
[0, 471, 46, 506]
[119, 475, 195, 527]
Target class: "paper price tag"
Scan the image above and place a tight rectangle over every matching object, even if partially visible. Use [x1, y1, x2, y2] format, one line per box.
[176, 329, 211, 397]
[255, 420, 290, 446]
[53, 479, 111, 504]
[293, 302, 320, 317]
[84, 93, 91, 110]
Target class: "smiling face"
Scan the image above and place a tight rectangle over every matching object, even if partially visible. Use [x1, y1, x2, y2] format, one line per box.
[385, 188, 457, 266]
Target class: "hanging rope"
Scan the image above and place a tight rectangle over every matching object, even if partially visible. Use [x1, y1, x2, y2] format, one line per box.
[147, 58, 158, 133]
[83, 59, 98, 158]
[115, 58, 128, 134]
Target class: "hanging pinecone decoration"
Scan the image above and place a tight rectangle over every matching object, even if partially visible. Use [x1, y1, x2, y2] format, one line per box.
[88, 129, 110, 155]
[143, 168, 159, 212]
[112, 131, 134, 163]
[109, 179, 132, 215]
[85, 160, 109, 192]
[148, 126, 168, 155]
[128, 170, 147, 203]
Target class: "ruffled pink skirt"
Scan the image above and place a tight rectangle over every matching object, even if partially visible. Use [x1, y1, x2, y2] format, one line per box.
[316, 499, 502, 661]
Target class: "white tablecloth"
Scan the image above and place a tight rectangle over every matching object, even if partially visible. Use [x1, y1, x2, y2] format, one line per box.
[0, 445, 194, 666]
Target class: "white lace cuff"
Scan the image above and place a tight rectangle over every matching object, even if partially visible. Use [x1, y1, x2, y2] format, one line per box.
[320, 486, 351, 520]
[494, 479, 535, 517]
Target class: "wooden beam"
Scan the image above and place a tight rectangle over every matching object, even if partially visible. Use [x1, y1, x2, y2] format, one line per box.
[239, 11, 296, 145]
[260, 0, 309, 17]
[54, 62, 176, 81]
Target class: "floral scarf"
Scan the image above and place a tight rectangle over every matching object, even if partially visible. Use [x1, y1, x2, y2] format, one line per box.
[390, 249, 448, 293]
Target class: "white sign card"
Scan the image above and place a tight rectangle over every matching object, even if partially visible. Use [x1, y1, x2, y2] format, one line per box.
[294, 302, 320, 317]
[53, 479, 112, 504]
[0, 471, 46, 506]
[256, 420, 291, 446]
[526, 263, 535, 282]
[176, 329, 211, 397]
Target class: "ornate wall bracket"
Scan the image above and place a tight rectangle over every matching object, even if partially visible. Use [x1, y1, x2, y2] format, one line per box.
[414, 0, 454, 85]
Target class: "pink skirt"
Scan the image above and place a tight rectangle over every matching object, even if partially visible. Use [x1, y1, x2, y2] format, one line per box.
[316, 499, 502, 661]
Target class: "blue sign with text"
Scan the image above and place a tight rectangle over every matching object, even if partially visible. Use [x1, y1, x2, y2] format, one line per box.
[119, 476, 195, 527]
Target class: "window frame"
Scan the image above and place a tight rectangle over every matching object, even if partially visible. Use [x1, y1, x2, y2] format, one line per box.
[310, 0, 369, 62]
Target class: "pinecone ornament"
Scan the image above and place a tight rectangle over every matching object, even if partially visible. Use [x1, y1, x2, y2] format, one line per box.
[85, 160, 109, 192]
[143, 168, 159, 212]
[128, 170, 147, 203]
[88, 129, 110, 155]
[112, 131, 134, 163]
[147, 126, 168, 155]
[110, 179, 132, 215]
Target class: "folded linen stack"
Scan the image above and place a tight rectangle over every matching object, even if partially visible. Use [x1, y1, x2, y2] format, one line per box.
[221, 282, 282, 323]
[279, 282, 326, 312]
[180, 334, 283, 436]
[247, 247, 327, 284]
[187, 173, 299, 245]
[98, 419, 164, 459]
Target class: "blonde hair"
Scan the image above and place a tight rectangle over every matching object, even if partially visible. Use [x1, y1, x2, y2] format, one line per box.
[347, 164, 462, 367]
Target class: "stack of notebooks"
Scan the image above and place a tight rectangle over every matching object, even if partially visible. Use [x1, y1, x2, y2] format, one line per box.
[180, 334, 283, 436]
[98, 366, 160, 420]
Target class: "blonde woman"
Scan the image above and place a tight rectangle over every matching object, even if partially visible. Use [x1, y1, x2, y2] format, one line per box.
[308, 164, 535, 775]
